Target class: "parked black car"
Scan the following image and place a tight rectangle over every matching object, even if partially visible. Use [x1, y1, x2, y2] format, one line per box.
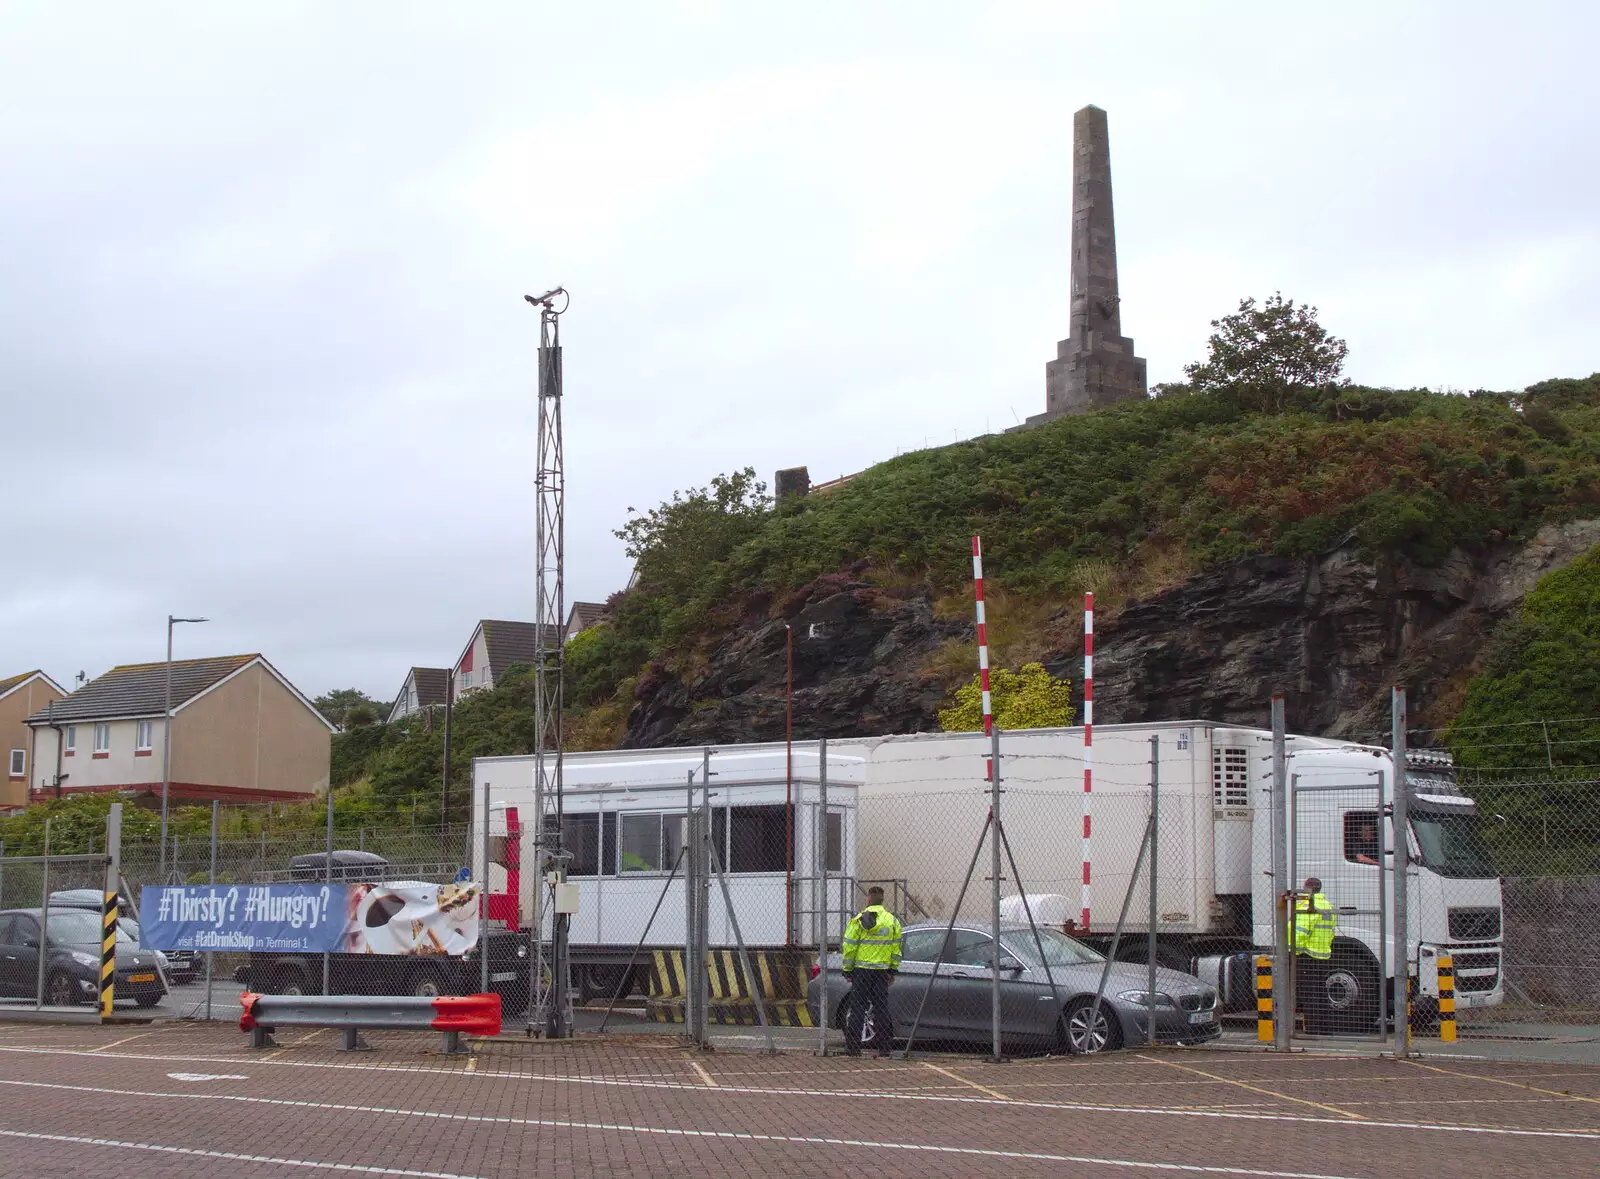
[0, 908, 166, 1008]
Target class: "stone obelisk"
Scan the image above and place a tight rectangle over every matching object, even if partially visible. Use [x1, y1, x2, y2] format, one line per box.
[1029, 105, 1146, 423]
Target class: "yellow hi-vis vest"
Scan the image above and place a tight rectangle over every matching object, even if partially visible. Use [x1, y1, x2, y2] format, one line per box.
[841, 905, 903, 971]
[1294, 892, 1337, 960]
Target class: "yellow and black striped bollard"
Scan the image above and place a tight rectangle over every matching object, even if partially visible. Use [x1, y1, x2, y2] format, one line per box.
[1256, 955, 1274, 1042]
[1438, 955, 1456, 1043]
[99, 890, 118, 1018]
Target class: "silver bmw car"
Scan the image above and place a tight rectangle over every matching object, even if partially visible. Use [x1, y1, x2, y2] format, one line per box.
[806, 921, 1220, 1054]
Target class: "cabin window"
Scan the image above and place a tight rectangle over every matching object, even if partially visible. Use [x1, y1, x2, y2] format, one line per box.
[561, 814, 601, 876]
[1343, 811, 1382, 865]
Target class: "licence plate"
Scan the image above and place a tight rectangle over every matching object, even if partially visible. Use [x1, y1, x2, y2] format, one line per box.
[127, 973, 156, 984]
[490, 971, 518, 983]
[1188, 1011, 1214, 1024]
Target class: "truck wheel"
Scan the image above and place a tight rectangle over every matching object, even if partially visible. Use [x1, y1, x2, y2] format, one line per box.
[1061, 997, 1122, 1055]
[272, 968, 312, 997]
[1302, 945, 1380, 1035]
[408, 970, 447, 999]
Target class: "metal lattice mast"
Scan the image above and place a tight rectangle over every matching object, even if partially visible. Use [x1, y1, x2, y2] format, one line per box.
[526, 287, 571, 1038]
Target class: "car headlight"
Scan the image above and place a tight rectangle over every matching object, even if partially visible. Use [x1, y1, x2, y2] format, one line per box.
[69, 951, 98, 968]
[1116, 989, 1177, 1008]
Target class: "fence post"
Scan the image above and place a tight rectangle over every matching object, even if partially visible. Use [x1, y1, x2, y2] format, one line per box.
[684, 768, 699, 1044]
[323, 784, 334, 995]
[102, 806, 121, 1021]
[1391, 686, 1410, 1059]
[481, 782, 491, 996]
[1148, 733, 1159, 1047]
[696, 749, 712, 1046]
[989, 725, 1002, 1063]
[818, 738, 830, 1056]
[206, 800, 218, 1020]
[37, 818, 51, 1008]
[1270, 695, 1290, 1051]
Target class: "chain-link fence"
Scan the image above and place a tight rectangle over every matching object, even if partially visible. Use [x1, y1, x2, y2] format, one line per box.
[6, 714, 1597, 1064]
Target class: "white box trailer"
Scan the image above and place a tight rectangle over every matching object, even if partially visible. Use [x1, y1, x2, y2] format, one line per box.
[474, 720, 1504, 1027]
[472, 746, 863, 958]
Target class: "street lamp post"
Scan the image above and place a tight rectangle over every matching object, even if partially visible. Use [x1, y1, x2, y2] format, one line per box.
[160, 615, 208, 880]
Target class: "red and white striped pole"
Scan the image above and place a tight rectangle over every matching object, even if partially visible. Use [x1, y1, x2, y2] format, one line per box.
[972, 538, 993, 764]
[1080, 591, 1094, 932]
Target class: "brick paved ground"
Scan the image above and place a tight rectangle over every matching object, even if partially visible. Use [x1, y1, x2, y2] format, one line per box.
[0, 1020, 1594, 1177]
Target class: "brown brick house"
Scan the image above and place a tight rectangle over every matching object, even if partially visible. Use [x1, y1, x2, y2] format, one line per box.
[25, 655, 334, 805]
[1, 671, 66, 810]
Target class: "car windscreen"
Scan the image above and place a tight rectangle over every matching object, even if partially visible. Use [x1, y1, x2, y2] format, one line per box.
[44, 910, 106, 947]
[1004, 926, 1104, 967]
[1411, 808, 1497, 879]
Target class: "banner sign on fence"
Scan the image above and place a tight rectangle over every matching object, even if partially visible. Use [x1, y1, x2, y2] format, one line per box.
[140, 882, 481, 955]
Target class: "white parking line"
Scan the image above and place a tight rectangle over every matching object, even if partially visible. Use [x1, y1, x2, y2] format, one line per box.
[0, 1045, 1595, 1141]
[1, 1073, 1597, 1163]
[0, 1088, 1358, 1178]
[0, 1127, 480, 1178]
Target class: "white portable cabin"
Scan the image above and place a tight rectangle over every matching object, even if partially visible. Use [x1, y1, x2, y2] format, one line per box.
[473, 746, 864, 948]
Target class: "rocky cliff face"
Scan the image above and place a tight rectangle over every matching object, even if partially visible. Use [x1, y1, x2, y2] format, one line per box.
[624, 576, 967, 748]
[623, 521, 1600, 747]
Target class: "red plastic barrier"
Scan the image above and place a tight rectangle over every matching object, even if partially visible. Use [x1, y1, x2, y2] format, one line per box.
[430, 992, 502, 1037]
[239, 991, 262, 1032]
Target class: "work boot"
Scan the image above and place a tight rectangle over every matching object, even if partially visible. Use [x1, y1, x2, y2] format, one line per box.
[842, 1047, 861, 1057]
[874, 1048, 893, 1059]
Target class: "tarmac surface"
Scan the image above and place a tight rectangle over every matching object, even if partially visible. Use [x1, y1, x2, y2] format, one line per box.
[0, 1019, 1596, 1177]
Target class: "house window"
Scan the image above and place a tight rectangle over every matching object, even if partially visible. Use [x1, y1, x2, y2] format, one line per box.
[64, 726, 76, 755]
[136, 720, 154, 752]
[461, 669, 473, 689]
[93, 723, 110, 755]
[7, 750, 23, 778]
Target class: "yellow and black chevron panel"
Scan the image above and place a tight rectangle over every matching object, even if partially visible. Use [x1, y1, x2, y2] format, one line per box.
[650, 950, 686, 998]
[644, 949, 811, 1002]
[643, 998, 815, 1028]
[1438, 955, 1456, 1043]
[99, 890, 118, 1018]
[1255, 955, 1273, 1042]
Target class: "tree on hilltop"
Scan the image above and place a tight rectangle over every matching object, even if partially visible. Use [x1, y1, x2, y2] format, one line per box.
[1178, 293, 1349, 412]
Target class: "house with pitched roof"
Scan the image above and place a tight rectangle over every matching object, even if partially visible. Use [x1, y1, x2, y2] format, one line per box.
[1, 671, 66, 810]
[565, 601, 609, 639]
[24, 654, 334, 805]
[452, 620, 549, 699]
[386, 667, 450, 724]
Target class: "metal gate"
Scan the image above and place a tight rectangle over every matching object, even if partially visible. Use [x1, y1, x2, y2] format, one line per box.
[1289, 770, 1393, 1044]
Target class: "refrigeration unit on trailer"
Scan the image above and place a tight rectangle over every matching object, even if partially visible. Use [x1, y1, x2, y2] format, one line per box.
[472, 746, 864, 998]
[824, 722, 1504, 1031]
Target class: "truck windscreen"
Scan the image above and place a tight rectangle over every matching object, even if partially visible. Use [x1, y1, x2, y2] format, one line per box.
[1411, 809, 1497, 878]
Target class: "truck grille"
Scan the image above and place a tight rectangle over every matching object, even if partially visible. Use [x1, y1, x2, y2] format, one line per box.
[1448, 908, 1501, 941]
[1179, 989, 1218, 1012]
[1447, 950, 1499, 993]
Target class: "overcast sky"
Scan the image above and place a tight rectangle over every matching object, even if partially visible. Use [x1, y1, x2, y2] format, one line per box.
[3, 2, 1596, 703]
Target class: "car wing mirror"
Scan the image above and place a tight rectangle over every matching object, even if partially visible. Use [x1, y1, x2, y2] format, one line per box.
[998, 955, 1026, 973]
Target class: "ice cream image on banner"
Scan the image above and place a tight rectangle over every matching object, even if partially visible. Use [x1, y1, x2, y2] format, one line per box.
[344, 883, 481, 955]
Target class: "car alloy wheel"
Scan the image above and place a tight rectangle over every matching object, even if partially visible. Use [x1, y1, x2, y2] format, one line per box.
[1063, 997, 1119, 1055]
[47, 971, 78, 1007]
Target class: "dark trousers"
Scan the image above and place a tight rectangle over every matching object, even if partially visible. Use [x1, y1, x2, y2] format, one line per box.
[844, 969, 895, 1052]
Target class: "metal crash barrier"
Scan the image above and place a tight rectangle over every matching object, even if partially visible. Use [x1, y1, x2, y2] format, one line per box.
[239, 991, 502, 1054]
